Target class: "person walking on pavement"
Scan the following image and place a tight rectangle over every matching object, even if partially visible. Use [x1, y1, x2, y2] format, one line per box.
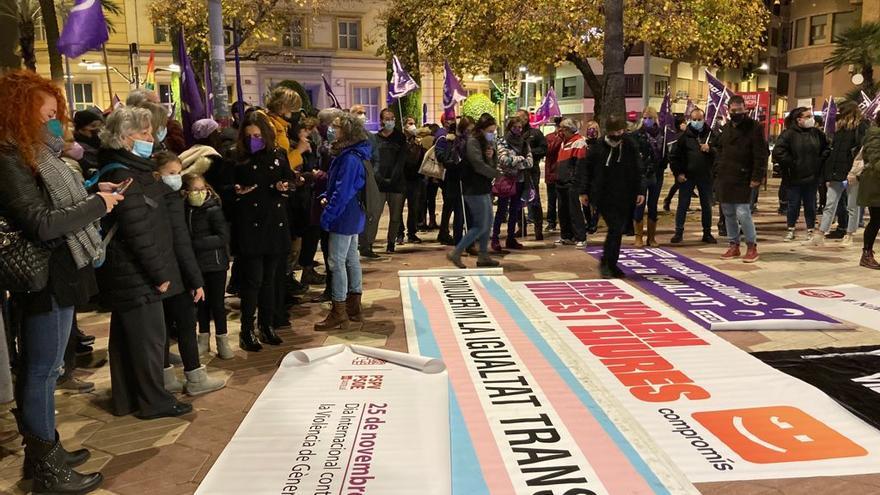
[716, 95, 769, 263]
[669, 108, 717, 244]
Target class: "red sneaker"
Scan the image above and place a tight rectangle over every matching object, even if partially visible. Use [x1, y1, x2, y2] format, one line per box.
[743, 243, 759, 263]
[720, 243, 741, 260]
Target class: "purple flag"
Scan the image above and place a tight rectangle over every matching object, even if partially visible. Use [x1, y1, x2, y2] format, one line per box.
[685, 98, 695, 119]
[658, 89, 674, 129]
[705, 70, 731, 133]
[822, 97, 838, 138]
[322, 74, 340, 109]
[534, 87, 561, 125]
[442, 61, 467, 111]
[388, 55, 419, 100]
[177, 30, 206, 146]
[860, 91, 880, 120]
[58, 0, 109, 58]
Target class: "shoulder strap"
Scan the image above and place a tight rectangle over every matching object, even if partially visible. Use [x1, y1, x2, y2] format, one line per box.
[83, 162, 130, 189]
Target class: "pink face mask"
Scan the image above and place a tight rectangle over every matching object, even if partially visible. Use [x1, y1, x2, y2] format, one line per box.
[65, 142, 84, 161]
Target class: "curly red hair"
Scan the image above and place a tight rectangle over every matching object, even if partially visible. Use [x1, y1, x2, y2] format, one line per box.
[0, 70, 69, 170]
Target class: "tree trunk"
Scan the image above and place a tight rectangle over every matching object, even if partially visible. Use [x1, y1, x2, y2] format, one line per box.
[386, 16, 421, 126]
[566, 52, 604, 119]
[862, 65, 875, 97]
[19, 19, 35, 71]
[2, 1, 21, 72]
[207, 0, 229, 124]
[38, 0, 63, 81]
[601, 0, 626, 127]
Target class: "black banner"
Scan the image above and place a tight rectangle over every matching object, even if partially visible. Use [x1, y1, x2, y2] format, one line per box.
[752, 346, 880, 431]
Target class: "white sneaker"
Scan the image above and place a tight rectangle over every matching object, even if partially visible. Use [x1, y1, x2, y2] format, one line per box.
[784, 229, 796, 242]
[841, 234, 853, 247]
[805, 229, 815, 242]
[810, 233, 825, 246]
[575, 241, 587, 248]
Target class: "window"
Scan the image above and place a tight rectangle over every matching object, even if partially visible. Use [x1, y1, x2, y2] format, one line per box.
[793, 18, 806, 48]
[624, 74, 643, 98]
[833, 9, 861, 40]
[770, 27, 780, 48]
[282, 17, 304, 48]
[35, 17, 46, 41]
[338, 20, 361, 50]
[561, 77, 578, 98]
[653, 77, 669, 97]
[72, 83, 94, 111]
[795, 69, 823, 98]
[154, 25, 169, 44]
[352, 86, 380, 131]
[810, 15, 827, 45]
[781, 22, 792, 52]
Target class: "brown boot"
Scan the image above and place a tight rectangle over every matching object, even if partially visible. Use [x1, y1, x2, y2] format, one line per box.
[314, 301, 350, 331]
[646, 219, 659, 247]
[861, 250, 880, 270]
[633, 221, 644, 248]
[346, 293, 364, 323]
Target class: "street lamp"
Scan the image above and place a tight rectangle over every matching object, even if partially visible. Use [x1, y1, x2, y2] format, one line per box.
[759, 62, 769, 71]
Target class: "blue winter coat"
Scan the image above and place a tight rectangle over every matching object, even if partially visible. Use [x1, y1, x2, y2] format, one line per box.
[321, 140, 369, 235]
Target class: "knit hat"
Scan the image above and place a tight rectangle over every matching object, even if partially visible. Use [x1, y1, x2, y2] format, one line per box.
[192, 119, 220, 140]
[605, 115, 628, 134]
[73, 108, 104, 130]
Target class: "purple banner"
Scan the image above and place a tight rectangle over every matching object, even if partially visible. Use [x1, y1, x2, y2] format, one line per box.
[586, 247, 843, 331]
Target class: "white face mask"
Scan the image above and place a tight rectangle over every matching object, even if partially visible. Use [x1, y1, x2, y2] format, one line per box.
[800, 117, 816, 129]
[356, 114, 367, 122]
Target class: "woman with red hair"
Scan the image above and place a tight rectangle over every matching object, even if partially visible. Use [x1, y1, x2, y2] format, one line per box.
[0, 70, 117, 494]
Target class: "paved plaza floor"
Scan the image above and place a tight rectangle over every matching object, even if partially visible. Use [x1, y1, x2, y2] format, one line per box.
[3, 177, 880, 494]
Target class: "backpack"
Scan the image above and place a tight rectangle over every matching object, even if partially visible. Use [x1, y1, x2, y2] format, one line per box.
[418, 145, 446, 180]
[349, 149, 383, 227]
[88, 163, 130, 267]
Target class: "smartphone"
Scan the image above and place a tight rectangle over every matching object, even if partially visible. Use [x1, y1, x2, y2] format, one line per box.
[114, 178, 134, 195]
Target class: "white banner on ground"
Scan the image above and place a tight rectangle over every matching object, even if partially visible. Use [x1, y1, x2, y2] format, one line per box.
[196, 345, 450, 495]
[516, 279, 880, 482]
[771, 284, 880, 332]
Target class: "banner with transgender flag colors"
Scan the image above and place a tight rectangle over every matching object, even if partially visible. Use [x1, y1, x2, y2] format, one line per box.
[399, 269, 696, 495]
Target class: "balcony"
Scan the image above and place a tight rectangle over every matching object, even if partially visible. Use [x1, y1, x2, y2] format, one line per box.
[786, 44, 836, 70]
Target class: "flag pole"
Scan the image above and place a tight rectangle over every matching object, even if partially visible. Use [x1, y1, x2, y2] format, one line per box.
[64, 56, 75, 117]
[101, 44, 114, 107]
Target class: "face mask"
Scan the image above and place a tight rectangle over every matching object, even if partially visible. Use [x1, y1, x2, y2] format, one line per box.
[484, 131, 496, 143]
[132, 139, 154, 158]
[511, 128, 523, 136]
[161, 174, 182, 191]
[730, 113, 746, 124]
[586, 128, 599, 139]
[46, 118, 63, 138]
[606, 134, 623, 145]
[689, 120, 705, 131]
[383, 120, 396, 131]
[800, 117, 816, 129]
[643, 118, 655, 128]
[66, 142, 84, 161]
[187, 190, 208, 207]
[326, 127, 337, 143]
[249, 135, 265, 153]
[406, 124, 417, 134]
[356, 114, 367, 122]
[156, 127, 168, 143]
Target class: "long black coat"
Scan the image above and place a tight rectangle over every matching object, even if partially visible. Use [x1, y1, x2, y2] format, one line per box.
[231, 148, 293, 257]
[164, 190, 204, 291]
[0, 144, 105, 313]
[578, 136, 646, 211]
[713, 117, 769, 204]
[96, 148, 182, 312]
[185, 196, 230, 273]
[374, 130, 407, 194]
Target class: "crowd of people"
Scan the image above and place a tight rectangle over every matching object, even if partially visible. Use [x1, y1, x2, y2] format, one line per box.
[2, 65, 880, 493]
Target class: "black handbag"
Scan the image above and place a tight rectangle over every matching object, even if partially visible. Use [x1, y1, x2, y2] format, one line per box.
[0, 215, 50, 292]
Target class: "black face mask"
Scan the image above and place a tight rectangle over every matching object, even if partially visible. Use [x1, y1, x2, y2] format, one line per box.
[607, 134, 623, 143]
[730, 113, 746, 124]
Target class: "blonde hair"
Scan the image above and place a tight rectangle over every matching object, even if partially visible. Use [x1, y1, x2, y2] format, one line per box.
[642, 106, 658, 120]
[837, 101, 863, 131]
[266, 87, 303, 116]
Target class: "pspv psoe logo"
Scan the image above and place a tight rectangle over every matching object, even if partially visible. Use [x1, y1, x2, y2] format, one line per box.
[692, 406, 866, 463]
[798, 289, 846, 299]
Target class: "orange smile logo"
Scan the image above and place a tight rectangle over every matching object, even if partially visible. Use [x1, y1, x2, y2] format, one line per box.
[693, 406, 867, 463]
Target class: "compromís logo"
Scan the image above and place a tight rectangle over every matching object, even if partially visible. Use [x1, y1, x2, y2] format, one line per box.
[798, 289, 846, 299]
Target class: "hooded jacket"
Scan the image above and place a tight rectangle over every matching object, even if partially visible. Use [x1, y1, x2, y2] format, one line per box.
[544, 130, 564, 184]
[461, 135, 501, 196]
[578, 136, 645, 210]
[555, 133, 588, 188]
[320, 140, 369, 235]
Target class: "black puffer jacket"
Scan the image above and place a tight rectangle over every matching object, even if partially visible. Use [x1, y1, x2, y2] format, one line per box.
[824, 123, 868, 182]
[669, 125, 714, 181]
[164, 190, 204, 291]
[232, 147, 293, 257]
[185, 195, 229, 273]
[0, 143, 105, 313]
[772, 126, 829, 185]
[95, 148, 181, 311]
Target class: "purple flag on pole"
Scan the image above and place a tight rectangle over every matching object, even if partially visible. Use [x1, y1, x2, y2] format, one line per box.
[58, 0, 109, 59]
[233, 28, 245, 125]
[658, 89, 674, 130]
[705, 70, 731, 133]
[534, 87, 561, 125]
[388, 55, 419, 100]
[685, 98, 695, 119]
[860, 91, 880, 120]
[823, 97, 838, 138]
[177, 30, 207, 146]
[442, 61, 467, 111]
[322, 75, 340, 109]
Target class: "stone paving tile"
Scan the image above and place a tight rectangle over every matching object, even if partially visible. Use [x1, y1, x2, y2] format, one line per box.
[83, 416, 190, 455]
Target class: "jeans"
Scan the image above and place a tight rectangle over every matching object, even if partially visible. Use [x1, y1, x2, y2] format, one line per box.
[546, 183, 558, 227]
[19, 298, 73, 440]
[328, 233, 362, 302]
[198, 270, 228, 336]
[786, 183, 818, 229]
[820, 181, 859, 234]
[492, 185, 524, 242]
[557, 186, 586, 242]
[634, 176, 662, 222]
[675, 177, 714, 233]
[360, 191, 403, 252]
[721, 203, 757, 245]
[455, 195, 493, 255]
